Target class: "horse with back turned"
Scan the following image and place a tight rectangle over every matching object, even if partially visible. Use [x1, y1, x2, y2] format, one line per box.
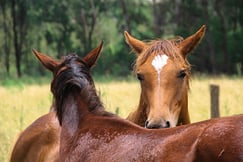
[10, 44, 105, 162]
[125, 25, 206, 128]
[40, 40, 243, 162]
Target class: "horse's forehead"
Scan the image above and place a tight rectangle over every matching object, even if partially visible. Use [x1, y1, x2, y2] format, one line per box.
[137, 52, 170, 69]
[135, 41, 186, 72]
[151, 54, 169, 72]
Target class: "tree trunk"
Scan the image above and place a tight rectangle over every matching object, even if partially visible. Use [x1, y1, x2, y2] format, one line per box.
[1, 1, 11, 75]
[79, 0, 96, 54]
[120, 0, 131, 33]
[173, 0, 182, 29]
[11, 0, 22, 77]
[88, 0, 96, 52]
[152, 0, 159, 35]
[214, 0, 230, 73]
[201, 0, 217, 73]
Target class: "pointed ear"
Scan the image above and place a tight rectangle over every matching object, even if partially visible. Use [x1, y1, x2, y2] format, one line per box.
[32, 49, 59, 72]
[124, 31, 146, 55]
[82, 41, 103, 68]
[178, 25, 206, 58]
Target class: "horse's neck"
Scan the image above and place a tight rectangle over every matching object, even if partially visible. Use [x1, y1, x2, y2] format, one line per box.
[126, 94, 148, 127]
[49, 101, 56, 112]
[178, 92, 190, 125]
[61, 90, 106, 136]
[61, 93, 82, 138]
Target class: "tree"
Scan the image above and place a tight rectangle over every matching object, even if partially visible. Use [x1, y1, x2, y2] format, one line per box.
[0, 0, 11, 75]
[10, 0, 29, 77]
[0, 0, 242, 77]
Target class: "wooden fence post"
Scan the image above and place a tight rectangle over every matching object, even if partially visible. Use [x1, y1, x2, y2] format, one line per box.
[210, 84, 220, 118]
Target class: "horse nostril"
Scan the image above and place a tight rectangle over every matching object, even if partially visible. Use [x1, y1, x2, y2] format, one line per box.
[165, 121, 170, 128]
[145, 120, 149, 128]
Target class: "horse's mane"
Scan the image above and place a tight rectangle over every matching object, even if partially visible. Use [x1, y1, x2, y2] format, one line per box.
[51, 54, 113, 124]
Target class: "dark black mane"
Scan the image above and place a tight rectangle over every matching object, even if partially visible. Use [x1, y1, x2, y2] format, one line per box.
[51, 54, 113, 125]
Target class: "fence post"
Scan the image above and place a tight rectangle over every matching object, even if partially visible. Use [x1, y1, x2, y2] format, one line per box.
[210, 84, 220, 118]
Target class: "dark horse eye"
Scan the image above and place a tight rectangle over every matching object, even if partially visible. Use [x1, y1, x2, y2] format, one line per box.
[137, 73, 144, 81]
[178, 70, 187, 78]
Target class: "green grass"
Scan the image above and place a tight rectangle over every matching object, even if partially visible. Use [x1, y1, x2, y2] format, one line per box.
[0, 75, 243, 161]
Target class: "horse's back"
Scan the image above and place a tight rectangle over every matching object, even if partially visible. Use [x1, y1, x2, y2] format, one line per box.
[10, 112, 60, 162]
[59, 117, 205, 162]
[194, 114, 243, 162]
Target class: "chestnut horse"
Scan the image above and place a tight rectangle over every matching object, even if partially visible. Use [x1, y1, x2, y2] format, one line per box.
[125, 25, 206, 128]
[10, 111, 60, 162]
[44, 43, 243, 161]
[10, 44, 103, 162]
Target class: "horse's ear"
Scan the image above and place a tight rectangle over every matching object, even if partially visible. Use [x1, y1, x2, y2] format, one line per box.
[124, 31, 146, 55]
[178, 25, 206, 58]
[32, 49, 59, 72]
[82, 41, 103, 68]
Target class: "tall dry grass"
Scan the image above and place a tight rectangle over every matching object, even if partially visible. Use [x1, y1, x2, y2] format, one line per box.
[0, 76, 242, 161]
[188, 76, 243, 121]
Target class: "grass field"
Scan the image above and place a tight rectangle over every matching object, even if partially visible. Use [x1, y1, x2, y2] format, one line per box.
[0, 75, 242, 161]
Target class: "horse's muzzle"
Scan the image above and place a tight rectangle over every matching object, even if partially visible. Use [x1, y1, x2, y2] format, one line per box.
[145, 120, 170, 129]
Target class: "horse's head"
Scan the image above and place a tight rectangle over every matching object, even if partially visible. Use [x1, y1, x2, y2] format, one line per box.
[125, 25, 205, 128]
[32, 42, 103, 124]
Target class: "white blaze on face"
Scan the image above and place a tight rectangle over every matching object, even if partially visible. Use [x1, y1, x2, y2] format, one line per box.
[152, 54, 169, 99]
[152, 54, 168, 74]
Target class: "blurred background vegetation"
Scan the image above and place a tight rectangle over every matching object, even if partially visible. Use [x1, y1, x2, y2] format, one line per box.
[0, 0, 242, 79]
[0, 1, 243, 161]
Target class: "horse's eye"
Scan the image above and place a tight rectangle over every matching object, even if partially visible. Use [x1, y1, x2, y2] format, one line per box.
[178, 70, 186, 78]
[137, 73, 144, 81]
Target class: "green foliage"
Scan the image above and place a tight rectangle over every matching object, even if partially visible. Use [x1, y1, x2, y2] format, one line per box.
[0, 0, 242, 77]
